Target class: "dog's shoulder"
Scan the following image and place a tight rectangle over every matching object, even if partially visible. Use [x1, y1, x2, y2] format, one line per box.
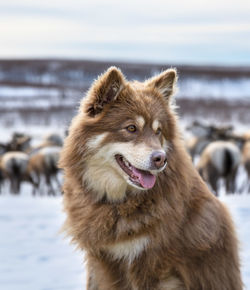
[182, 189, 236, 252]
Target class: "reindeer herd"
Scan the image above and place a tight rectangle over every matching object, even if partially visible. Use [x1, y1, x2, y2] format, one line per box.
[186, 122, 250, 195]
[0, 133, 63, 195]
[0, 122, 250, 196]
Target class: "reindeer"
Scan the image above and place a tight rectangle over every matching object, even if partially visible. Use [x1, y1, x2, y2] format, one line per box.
[243, 130, 250, 140]
[33, 133, 63, 151]
[0, 133, 31, 154]
[0, 151, 37, 194]
[0, 148, 6, 193]
[225, 130, 250, 193]
[241, 141, 250, 192]
[19, 133, 63, 195]
[0, 132, 63, 195]
[197, 141, 241, 196]
[28, 146, 62, 195]
[0, 158, 3, 194]
[185, 137, 210, 161]
[186, 121, 233, 160]
[27, 133, 63, 195]
[10, 133, 31, 152]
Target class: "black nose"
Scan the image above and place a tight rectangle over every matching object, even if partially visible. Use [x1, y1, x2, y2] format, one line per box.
[151, 151, 167, 169]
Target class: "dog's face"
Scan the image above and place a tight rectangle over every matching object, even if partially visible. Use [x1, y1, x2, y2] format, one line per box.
[71, 67, 177, 201]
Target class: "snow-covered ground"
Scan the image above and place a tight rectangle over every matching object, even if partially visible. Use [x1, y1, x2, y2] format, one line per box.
[220, 193, 250, 288]
[0, 185, 249, 289]
[0, 186, 86, 290]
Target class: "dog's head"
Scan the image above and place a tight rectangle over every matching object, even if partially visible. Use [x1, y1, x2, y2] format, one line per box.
[62, 67, 178, 201]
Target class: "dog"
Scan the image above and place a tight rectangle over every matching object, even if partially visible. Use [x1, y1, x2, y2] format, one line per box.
[59, 67, 242, 289]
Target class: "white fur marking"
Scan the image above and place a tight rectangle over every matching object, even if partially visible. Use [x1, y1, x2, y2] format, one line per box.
[86, 133, 108, 150]
[152, 119, 160, 132]
[162, 137, 169, 152]
[106, 236, 149, 263]
[159, 276, 185, 289]
[136, 116, 145, 130]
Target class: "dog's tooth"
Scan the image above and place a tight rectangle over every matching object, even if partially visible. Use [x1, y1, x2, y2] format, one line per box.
[124, 160, 129, 167]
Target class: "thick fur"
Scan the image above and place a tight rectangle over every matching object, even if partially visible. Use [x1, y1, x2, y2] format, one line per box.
[59, 67, 242, 290]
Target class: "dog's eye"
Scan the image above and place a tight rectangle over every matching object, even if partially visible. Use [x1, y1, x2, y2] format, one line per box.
[126, 125, 137, 133]
[156, 128, 161, 135]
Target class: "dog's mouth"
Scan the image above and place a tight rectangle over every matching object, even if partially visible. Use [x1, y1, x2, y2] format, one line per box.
[115, 154, 156, 189]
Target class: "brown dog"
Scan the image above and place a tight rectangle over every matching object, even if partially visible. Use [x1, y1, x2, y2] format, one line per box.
[59, 67, 242, 290]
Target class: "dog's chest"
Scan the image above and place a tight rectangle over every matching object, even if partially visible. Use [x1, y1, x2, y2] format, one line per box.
[105, 236, 149, 264]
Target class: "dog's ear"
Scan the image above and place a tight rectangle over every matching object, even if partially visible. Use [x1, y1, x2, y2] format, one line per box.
[85, 66, 125, 117]
[145, 69, 177, 101]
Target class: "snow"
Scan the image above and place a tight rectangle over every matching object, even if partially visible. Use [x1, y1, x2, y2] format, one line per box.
[0, 85, 81, 111]
[0, 186, 86, 290]
[0, 184, 249, 289]
[178, 77, 250, 100]
[220, 194, 250, 288]
[1, 75, 250, 114]
[0, 86, 78, 110]
[0, 87, 60, 98]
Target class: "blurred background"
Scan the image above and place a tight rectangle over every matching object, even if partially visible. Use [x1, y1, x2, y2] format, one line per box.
[0, 0, 250, 289]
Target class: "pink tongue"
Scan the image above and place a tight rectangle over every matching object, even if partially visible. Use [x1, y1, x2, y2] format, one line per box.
[132, 168, 156, 189]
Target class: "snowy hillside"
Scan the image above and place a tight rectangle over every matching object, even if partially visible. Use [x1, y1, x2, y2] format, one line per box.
[1, 60, 250, 127]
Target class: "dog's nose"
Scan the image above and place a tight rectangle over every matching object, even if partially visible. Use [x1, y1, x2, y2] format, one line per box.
[151, 151, 167, 169]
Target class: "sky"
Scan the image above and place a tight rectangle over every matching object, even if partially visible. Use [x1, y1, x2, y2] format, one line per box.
[0, 0, 250, 65]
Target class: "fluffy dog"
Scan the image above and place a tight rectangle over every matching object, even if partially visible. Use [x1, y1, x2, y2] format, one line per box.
[59, 67, 242, 290]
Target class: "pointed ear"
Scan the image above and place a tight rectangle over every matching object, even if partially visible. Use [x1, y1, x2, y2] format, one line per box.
[145, 68, 177, 101]
[85, 66, 125, 117]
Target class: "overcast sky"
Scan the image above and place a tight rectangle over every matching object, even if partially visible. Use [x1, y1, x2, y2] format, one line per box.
[0, 0, 250, 65]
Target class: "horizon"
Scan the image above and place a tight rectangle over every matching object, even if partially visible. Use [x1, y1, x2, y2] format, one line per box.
[1, 57, 250, 70]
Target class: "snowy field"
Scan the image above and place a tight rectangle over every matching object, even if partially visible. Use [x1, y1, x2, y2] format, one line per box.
[0, 186, 250, 289]
[0, 187, 86, 290]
